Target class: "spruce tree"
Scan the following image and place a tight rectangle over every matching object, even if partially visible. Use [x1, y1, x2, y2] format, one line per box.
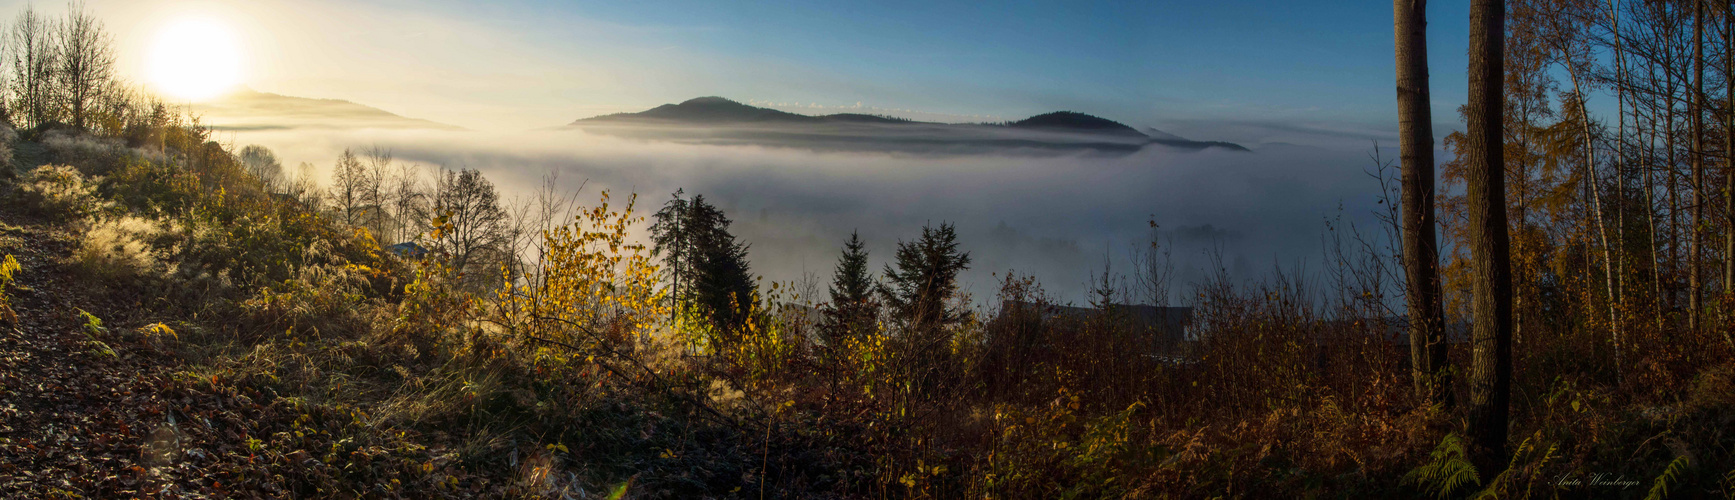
[650, 189, 693, 319]
[822, 231, 878, 344]
[651, 192, 756, 338]
[879, 222, 971, 333]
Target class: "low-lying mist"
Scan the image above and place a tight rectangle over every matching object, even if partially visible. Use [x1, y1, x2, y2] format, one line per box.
[217, 126, 1391, 305]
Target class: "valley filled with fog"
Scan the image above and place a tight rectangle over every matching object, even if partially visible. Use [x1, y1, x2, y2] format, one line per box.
[215, 123, 1389, 305]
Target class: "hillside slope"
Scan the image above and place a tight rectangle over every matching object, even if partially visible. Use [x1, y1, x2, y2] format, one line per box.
[191, 89, 464, 132]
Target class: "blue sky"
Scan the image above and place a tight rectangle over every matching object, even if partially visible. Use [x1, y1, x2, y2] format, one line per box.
[444, 0, 1480, 139]
[39, 0, 1482, 141]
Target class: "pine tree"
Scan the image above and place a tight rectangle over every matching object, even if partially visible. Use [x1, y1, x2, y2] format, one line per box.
[821, 231, 878, 345]
[879, 222, 972, 334]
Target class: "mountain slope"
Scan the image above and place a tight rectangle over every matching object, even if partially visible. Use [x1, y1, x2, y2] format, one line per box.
[190, 89, 463, 131]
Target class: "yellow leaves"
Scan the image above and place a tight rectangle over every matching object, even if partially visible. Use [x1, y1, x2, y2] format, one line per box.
[511, 190, 665, 348]
[141, 322, 178, 340]
[429, 210, 453, 240]
[0, 254, 17, 325]
[546, 442, 570, 454]
[0, 254, 19, 284]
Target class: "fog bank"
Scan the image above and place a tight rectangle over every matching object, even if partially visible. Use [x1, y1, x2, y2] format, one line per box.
[219, 127, 1389, 305]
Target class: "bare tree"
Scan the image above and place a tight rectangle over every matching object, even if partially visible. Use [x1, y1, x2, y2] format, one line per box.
[432, 168, 511, 290]
[361, 146, 393, 240]
[290, 161, 323, 208]
[1394, 0, 1450, 406]
[8, 4, 60, 129]
[388, 160, 429, 244]
[1464, 0, 1514, 473]
[331, 148, 367, 227]
[54, 1, 112, 131]
[238, 144, 284, 190]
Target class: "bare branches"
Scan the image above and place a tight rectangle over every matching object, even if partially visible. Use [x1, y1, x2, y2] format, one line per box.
[54, 1, 112, 131]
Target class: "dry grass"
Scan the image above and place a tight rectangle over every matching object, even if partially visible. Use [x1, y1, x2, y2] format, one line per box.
[16, 164, 106, 221]
[72, 215, 162, 280]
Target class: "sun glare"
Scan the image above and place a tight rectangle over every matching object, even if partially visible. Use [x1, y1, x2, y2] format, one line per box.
[148, 17, 243, 102]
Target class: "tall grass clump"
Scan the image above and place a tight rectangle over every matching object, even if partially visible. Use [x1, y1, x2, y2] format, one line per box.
[72, 215, 162, 281]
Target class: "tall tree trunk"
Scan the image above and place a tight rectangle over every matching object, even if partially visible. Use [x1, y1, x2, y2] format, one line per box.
[1648, 100, 1664, 329]
[1565, 67, 1619, 376]
[1723, 1, 1735, 348]
[1465, 0, 1513, 474]
[1690, 0, 1704, 333]
[1664, 52, 1679, 330]
[1395, 0, 1450, 406]
[1608, 0, 1630, 375]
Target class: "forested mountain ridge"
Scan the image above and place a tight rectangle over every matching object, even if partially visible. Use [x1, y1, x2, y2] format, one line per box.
[570, 96, 1249, 153]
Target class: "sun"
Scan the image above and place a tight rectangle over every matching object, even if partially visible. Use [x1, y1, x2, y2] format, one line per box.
[148, 17, 243, 102]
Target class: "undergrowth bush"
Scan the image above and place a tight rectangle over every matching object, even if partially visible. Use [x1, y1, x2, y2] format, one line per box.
[16, 164, 106, 221]
[242, 260, 381, 340]
[43, 129, 144, 176]
[73, 215, 162, 281]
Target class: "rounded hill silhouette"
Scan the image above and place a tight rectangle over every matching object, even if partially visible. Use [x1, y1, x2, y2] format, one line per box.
[570, 96, 1248, 154]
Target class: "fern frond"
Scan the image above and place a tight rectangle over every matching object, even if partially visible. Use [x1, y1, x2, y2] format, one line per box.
[1644, 455, 1691, 500]
[1405, 433, 1482, 500]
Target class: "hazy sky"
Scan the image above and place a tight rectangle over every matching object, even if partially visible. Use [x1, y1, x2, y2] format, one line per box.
[7, 0, 1476, 142]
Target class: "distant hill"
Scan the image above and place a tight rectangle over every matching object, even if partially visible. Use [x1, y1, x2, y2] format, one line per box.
[1007, 111, 1146, 137]
[569, 97, 1245, 155]
[605, 96, 817, 123]
[582, 96, 912, 126]
[190, 88, 463, 132]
